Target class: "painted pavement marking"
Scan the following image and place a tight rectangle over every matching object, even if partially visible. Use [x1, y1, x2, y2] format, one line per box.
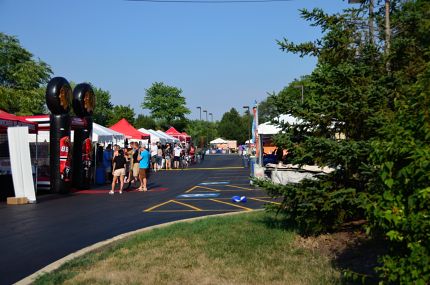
[209, 199, 253, 211]
[177, 193, 221, 198]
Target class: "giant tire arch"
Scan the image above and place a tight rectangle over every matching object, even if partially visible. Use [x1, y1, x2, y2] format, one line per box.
[46, 77, 96, 193]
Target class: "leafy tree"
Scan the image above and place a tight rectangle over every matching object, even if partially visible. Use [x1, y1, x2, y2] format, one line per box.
[259, 6, 387, 234]
[186, 120, 219, 147]
[135, 114, 157, 130]
[0, 32, 52, 115]
[107, 105, 135, 126]
[141, 82, 190, 126]
[92, 86, 114, 126]
[218, 108, 249, 144]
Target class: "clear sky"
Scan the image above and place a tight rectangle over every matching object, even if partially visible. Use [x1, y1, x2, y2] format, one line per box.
[0, 0, 351, 121]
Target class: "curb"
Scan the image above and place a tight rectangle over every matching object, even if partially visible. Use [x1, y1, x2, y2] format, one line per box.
[15, 210, 261, 285]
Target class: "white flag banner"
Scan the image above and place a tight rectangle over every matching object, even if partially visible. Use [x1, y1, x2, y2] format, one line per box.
[8, 126, 36, 203]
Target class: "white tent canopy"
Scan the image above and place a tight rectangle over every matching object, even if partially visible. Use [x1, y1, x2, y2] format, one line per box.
[93, 123, 124, 143]
[155, 130, 178, 143]
[138, 128, 167, 144]
[258, 114, 300, 135]
[210, 137, 228, 144]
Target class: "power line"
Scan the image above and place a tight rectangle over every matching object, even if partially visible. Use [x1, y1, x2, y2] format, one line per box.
[126, 0, 292, 3]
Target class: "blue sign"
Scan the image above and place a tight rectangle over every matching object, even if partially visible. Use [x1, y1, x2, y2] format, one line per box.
[177, 193, 221, 198]
[199, 182, 229, 185]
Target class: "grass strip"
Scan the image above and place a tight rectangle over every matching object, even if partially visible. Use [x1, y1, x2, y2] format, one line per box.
[35, 211, 340, 285]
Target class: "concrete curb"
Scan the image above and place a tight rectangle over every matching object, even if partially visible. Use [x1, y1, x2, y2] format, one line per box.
[15, 210, 261, 285]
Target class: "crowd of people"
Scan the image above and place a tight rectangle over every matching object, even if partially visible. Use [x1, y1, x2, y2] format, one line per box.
[99, 141, 199, 194]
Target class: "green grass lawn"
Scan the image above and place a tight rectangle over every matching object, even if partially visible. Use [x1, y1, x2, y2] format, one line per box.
[35, 211, 341, 285]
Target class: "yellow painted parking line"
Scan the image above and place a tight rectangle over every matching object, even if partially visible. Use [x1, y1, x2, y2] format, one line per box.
[248, 197, 281, 205]
[143, 209, 248, 213]
[177, 197, 272, 201]
[209, 199, 253, 211]
[169, 167, 245, 171]
[171, 200, 203, 211]
[144, 200, 175, 212]
[186, 185, 221, 193]
[226, 184, 254, 191]
[185, 185, 198, 193]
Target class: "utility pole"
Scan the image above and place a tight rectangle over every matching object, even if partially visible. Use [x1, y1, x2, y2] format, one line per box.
[294, 85, 304, 103]
[369, 0, 374, 45]
[385, 0, 391, 72]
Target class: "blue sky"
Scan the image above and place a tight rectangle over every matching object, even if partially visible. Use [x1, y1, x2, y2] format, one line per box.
[0, 0, 351, 121]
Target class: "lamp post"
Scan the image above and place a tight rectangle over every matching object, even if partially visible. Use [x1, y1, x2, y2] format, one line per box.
[196, 106, 201, 120]
[209, 112, 213, 122]
[243, 106, 250, 151]
[203, 110, 208, 147]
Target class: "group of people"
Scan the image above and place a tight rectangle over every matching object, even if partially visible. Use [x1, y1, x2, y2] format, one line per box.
[101, 141, 198, 194]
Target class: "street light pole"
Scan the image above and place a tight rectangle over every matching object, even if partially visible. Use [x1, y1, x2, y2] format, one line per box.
[196, 106, 201, 120]
[209, 112, 213, 122]
[203, 110, 208, 147]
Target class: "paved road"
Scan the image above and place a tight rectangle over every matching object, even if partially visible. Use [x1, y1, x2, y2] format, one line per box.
[0, 155, 277, 285]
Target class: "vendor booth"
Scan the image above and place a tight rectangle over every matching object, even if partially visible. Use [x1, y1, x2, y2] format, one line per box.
[109, 119, 150, 143]
[138, 128, 166, 144]
[165, 127, 187, 142]
[0, 110, 38, 201]
[156, 130, 179, 143]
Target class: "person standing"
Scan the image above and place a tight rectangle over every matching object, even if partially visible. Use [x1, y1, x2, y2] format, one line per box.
[131, 142, 140, 187]
[173, 143, 182, 169]
[103, 144, 113, 183]
[138, 144, 151, 191]
[109, 149, 126, 195]
[164, 143, 172, 170]
[150, 142, 158, 172]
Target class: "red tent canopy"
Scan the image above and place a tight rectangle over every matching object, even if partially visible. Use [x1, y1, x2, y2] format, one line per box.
[181, 132, 191, 142]
[110, 118, 150, 139]
[165, 127, 186, 141]
[0, 110, 38, 134]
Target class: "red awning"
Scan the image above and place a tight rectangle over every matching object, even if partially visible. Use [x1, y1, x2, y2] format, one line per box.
[0, 110, 38, 134]
[109, 118, 150, 139]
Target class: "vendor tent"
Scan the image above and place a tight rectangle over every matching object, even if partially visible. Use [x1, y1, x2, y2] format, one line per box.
[138, 128, 166, 144]
[0, 110, 37, 134]
[93, 123, 124, 143]
[110, 119, 150, 140]
[210, 137, 228, 144]
[155, 130, 177, 143]
[165, 127, 186, 142]
[258, 114, 300, 135]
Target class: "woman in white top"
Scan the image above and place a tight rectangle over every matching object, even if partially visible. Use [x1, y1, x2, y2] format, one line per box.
[173, 144, 182, 169]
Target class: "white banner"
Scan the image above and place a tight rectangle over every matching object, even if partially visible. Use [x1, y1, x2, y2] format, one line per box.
[8, 126, 36, 203]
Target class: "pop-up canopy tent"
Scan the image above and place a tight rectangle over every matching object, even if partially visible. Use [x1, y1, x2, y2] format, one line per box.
[210, 137, 228, 144]
[156, 130, 179, 143]
[110, 119, 150, 140]
[165, 127, 186, 142]
[93, 123, 124, 143]
[138, 128, 166, 144]
[0, 110, 37, 134]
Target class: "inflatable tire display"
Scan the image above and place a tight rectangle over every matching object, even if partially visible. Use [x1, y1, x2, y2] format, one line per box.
[73, 83, 95, 117]
[46, 77, 72, 115]
[49, 114, 71, 194]
[72, 119, 93, 189]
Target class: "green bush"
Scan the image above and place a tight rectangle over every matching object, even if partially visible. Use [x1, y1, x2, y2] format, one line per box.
[362, 65, 430, 284]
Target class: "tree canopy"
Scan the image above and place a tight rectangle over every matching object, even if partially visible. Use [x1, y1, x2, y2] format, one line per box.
[217, 108, 250, 144]
[0, 32, 52, 115]
[141, 82, 190, 126]
[107, 105, 135, 126]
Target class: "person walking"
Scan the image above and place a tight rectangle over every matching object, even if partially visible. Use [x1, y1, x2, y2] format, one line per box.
[138, 144, 151, 191]
[109, 149, 126, 195]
